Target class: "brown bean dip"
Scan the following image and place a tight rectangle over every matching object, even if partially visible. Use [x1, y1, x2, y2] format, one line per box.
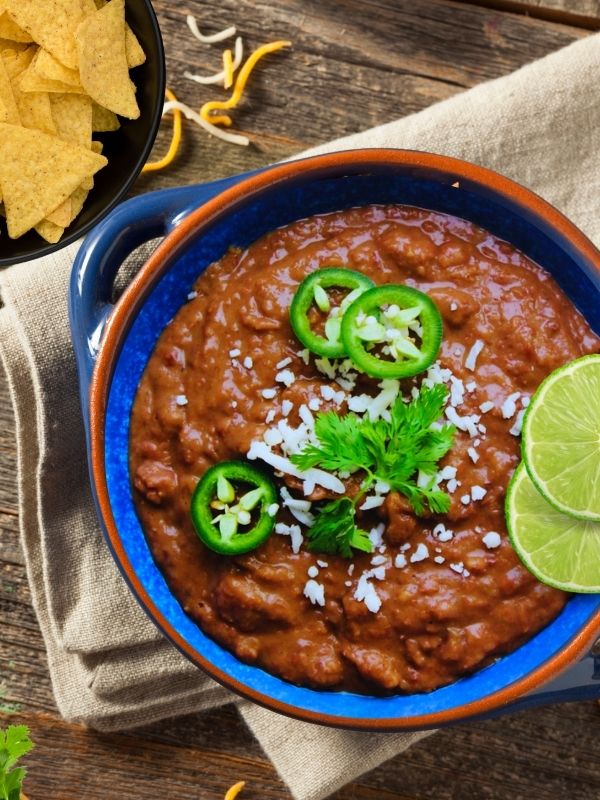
[130, 205, 600, 694]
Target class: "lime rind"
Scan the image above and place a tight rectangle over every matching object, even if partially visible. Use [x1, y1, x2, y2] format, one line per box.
[521, 354, 600, 522]
[506, 463, 600, 593]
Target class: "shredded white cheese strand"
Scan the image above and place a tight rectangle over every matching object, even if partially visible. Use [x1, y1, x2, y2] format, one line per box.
[186, 15, 236, 43]
[247, 441, 345, 493]
[162, 100, 250, 146]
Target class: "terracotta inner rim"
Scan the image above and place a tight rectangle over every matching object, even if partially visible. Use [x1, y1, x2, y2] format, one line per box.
[88, 149, 600, 730]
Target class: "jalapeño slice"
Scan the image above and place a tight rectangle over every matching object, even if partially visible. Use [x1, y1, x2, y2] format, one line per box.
[290, 267, 375, 358]
[340, 285, 443, 379]
[191, 461, 277, 555]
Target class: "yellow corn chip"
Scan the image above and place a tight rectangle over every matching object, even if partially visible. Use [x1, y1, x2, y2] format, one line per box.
[0, 94, 6, 122]
[0, 53, 20, 123]
[125, 27, 145, 68]
[34, 218, 64, 243]
[3, 0, 83, 70]
[91, 101, 119, 131]
[2, 44, 34, 75]
[90, 0, 145, 68]
[49, 93, 91, 146]
[0, 11, 32, 42]
[33, 48, 81, 87]
[68, 182, 89, 222]
[19, 64, 86, 94]
[2, 50, 57, 135]
[45, 197, 71, 226]
[91, 140, 102, 153]
[0, 122, 107, 238]
[76, 0, 139, 119]
[14, 84, 56, 134]
[0, 38, 28, 52]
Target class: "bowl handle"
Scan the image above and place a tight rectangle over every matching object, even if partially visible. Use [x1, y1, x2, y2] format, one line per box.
[69, 171, 259, 387]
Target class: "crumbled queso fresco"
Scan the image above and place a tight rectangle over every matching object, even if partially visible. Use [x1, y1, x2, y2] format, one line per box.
[238, 343, 530, 616]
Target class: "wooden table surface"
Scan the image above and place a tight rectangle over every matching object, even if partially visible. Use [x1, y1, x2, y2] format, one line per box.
[2, 1, 600, 798]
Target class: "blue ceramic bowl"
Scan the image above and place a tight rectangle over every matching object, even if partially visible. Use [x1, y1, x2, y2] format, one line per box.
[70, 150, 600, 730]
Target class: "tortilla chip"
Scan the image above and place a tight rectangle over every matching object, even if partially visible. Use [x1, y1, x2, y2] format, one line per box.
[19, 64, 86, 94]
[89, 0, 144, 68]
[14, 82, 56, 134]
[0, 94, 6, 122]
[3, 0, 83, 70]
[76, 0, 139, 119]
[125, 28, 145, 68]
[91, 140, 102, 153]
[91, 101, 119, 131]
[0, 11, 32, 42]
[0, 52, 20, 123]
[49, 92, 91, 146]
[34, 218, 64, 243]
[68, 182, 89, 222]
[33, 48, 81, 87]
[45, 197, 71, 226]
[0, 122, 107, 238]
[0, 38, 28, 51]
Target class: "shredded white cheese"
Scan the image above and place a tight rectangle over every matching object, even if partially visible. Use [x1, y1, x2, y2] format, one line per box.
[175, 395, 188, 406]
[248, 441, 345, 493]
[501, 392, 521, 419]
[410, 543, 429, 563]
[479, 400, 494, 414]
[360, 495, 385, 511]
[275, 522, 303, 554]
[465, 340, 484, 371]
[483, 531, 501, 549]
[261, 388, 277, 400]
[471, 485, 487, 501]
[394, 553, 407, 569]
[186, 14, 236, 43]
[303, 579, 325, 607]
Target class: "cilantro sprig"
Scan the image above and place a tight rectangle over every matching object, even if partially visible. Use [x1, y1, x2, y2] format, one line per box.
[291, 384, 455, 557]
[0, 725, 34, 800]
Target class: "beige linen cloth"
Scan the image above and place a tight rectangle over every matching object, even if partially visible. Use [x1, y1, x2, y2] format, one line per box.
[1, 32, 599, 800]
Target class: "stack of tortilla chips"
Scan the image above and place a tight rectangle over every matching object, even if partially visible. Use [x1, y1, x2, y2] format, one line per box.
[0, 0, 146, 243]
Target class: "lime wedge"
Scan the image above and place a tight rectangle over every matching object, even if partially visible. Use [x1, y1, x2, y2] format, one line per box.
[522, 354, 600, 521]
[506, 463, 600, 592]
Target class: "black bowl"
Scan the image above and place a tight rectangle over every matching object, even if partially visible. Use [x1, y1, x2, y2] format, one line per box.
[0, 0, 166, 267]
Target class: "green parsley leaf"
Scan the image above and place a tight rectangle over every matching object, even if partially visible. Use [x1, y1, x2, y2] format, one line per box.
[291, 411, 374, 474]
[0, 725, 34, 800]
[306, 497, 373, 558]
[292, 385, 456, 519]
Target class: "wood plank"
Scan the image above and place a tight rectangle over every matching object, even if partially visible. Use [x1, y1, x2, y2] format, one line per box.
[140, 0, 586, 192]
[463, 0, 600, 28]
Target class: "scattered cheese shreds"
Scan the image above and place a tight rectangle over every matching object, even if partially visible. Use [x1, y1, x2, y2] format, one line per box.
[200, 40, 292, 128]
[162, 99, 250, 145]
[142, 89, 183, 173]
[465, 339, 484, 371]
[501, 392, 521, 419]
[304, 579, 325, 606]
[185, 37, 244, 86]
[483, 531, 502, 549]
[187, 14, 236, 43]
[224, 781, 246, 800]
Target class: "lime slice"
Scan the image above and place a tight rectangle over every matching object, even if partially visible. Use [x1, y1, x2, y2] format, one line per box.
[506, 463, 600, 592]
[522, 354, 600, 521]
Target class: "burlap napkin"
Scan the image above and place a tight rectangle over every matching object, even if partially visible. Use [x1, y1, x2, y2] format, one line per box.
[1, 32, 599, 800]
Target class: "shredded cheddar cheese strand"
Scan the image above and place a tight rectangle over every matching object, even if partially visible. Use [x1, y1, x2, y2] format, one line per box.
[223, 48, 234, 89]
[200, 40, 291, 125]
[224, 782, 246, 800]
[142, 89, 183, 173]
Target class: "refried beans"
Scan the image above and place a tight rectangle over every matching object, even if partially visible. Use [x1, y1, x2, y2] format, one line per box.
[130, 205, 600, 694]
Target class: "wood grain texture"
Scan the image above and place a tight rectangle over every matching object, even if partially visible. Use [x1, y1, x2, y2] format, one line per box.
[0, 0, 599, 798]
[465, 0, 600, 28]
